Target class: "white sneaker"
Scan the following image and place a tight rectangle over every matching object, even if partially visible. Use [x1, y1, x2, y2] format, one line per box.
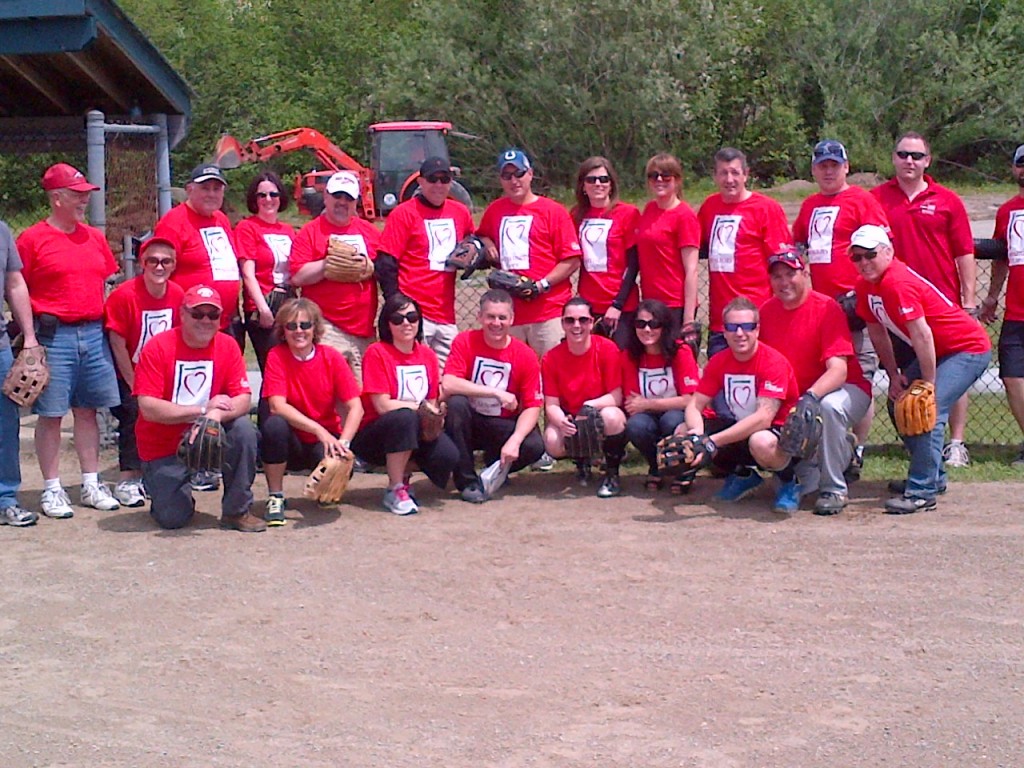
[942, 441, 970, 468]
[41, 488, 74, 519]
[81, 482, 120, 511]
[382, 484, 418, 516]
[114, 479, 147, 508]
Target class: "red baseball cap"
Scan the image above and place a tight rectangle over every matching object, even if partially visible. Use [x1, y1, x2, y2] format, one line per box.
[182, 284, 222, 310]
[42, 163, 99, 192]
[138, 237, 177, 262]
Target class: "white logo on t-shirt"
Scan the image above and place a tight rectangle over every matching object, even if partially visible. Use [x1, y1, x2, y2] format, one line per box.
[263, 233, 292, 286]
[868, 295, 911, 344]
[1008, 210, 1024, 267]
[470, 357, 512, 416]
[200, 226, 240, 281]
[424, 218, 458, 272]
[172, 360, 213, 406]
[396, 364, 429, 404]
[807, 205, 839, 264]
[499, 215, 533, 270]
[709, 214, 743, 273]
[580, 218, 613, 273]
[135, 309, 174, 362]
[724, 373, 757, 419]
[638, 366, 677, 399]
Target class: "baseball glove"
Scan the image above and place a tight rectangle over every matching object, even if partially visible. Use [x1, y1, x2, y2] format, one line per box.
[836, 290, 866, 331]
[302, 454, 354, 504]
[658, 433, 716, 470]
[680, 321, 703, 361]
[265, 286, 293, 316]
[418, 400, 447, 442]
[779, 392, 824, 458]
[2, 346, 50, 407]
[564, 405, 605, 461]
[445, 235, 489, 279]
[894, 379, 937, 437]
[487, 270, 541, 300]
[324, 239, 374, 282]
[176, 416, 224, 473]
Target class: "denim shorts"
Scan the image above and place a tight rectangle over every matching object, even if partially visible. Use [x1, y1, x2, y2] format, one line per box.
[34, 321, 121, 416]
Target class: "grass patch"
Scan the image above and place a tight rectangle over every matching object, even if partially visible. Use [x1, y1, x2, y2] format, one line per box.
[861, 444, 1024, 483]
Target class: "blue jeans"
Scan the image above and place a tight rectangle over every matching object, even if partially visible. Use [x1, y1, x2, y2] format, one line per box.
[625, 410, 687, 473]
[0, 343, 21, 507]
[34, 321, 120, 416]
[903, 350, 991, 500]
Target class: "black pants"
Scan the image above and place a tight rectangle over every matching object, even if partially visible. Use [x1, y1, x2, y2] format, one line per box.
[705, 416, 792, 479]
[351, 407, 458, 489]
[260, 413, 325, 471]
[245, 317, 278, 374]
[594, 310, 637, 351]
[109, 377, 140, 472]
[444, 395, 545, 490]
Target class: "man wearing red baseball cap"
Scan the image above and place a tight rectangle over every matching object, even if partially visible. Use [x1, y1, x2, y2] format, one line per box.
[133, 284, 264, 531]
[16, 163, 122, 519]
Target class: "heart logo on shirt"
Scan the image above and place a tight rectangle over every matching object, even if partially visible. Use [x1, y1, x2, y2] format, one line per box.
[183, 370, 208, 398]
[407, 373, 427, 401]
[481, 369, 504, 388]
[649, 377, 669, 396]
[812, 214, 833, 237]
[716, 222, 735, 245]
[584, 226, 603, 244]
[733, 384, 753, 406]
[147, 317, 170, 337]
[1012, 218, 1024, 240]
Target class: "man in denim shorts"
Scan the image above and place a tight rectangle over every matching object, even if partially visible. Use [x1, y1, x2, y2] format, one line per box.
[16, 164, 122, 518]
[0, 219, 40, 526]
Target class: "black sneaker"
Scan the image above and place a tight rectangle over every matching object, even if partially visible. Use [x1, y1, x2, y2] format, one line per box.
[574, 462, 592, 486]
[813, 492, 848, 516]
[596, 472, 621, 498]
[845, 442, 864, 482]
[460, 481, 488, 504]
[884, 495, 937, 515]
[887, 479, 946, 496]
[190, 470, 220, 492]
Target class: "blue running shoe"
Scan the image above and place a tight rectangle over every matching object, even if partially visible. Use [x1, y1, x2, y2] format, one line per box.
[715, 471, 764, 502]
[772, 478, 800, 514]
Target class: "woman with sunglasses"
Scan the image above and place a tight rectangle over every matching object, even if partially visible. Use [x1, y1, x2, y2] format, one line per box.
[235, 171, 295, 373]
[541, 297, 628, 497]
[259, 298, 363, 525]
[570, 156, 641, 348]
[634, 153, 701, 341]
[352, 294, 458, 515]
[621, 299, 700, 493]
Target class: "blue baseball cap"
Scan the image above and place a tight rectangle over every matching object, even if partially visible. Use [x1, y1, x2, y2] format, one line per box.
[812, 139, 848, 165]
[496, 148, 531, 172]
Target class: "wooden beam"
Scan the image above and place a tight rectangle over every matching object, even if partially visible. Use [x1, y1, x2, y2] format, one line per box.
[0, 55, 74, 114]
[66, 50, 132, 111]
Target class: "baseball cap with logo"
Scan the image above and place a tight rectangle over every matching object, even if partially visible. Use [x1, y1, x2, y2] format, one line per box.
[496, 148, 531, 172]
[42, 163, 99, 192]
[767, 249, 805, 270]
[189, 164, 227, 185]
[419, 157, 450, 178]
[1014, 144, 1024, 167]
[812, 139, 848, 165]
[325, 171, 360, 199]
[182, 284, 223, 310]
[849, 224, 892, 251]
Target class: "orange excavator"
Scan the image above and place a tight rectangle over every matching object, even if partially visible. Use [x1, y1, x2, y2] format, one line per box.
[214, 122, 472, 220]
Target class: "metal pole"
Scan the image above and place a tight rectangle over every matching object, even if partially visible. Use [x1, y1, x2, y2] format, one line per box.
[153, 113, 172, 218]
[86, 109, 106, 231]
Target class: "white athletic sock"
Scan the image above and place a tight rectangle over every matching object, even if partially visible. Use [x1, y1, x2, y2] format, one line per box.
[82, 472, 99, 488]
[44, 478, 62, 492]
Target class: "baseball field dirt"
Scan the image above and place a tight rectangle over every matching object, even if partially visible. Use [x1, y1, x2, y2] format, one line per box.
[2, 424, 1022, 767]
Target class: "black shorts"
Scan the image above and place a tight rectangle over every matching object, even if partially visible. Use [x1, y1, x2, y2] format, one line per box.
[998, 320, 1024, 378]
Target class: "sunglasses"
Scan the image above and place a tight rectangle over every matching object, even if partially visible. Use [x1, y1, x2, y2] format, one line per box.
[647, 171, 676, 182]
[895, 150, 928, 161]
[561, 316, 594, 326]
[423, 173, 452, 185]
[850, 249, 880, 263]
[255, 191, 281, 199]
[188, 308, 222, 321]
[329, 191, 355, 200]
[634, 318, 663, 330]
[144, 257, 174, 268]
[584, 174, 611, 185]
[389, 311, 421, 325]
[500, 169, 529, 181]
[723, 321, 758, 333]
[284, 320, 313, 331]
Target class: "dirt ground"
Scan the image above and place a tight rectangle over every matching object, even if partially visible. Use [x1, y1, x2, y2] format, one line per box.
[2, 418, 1023, 768]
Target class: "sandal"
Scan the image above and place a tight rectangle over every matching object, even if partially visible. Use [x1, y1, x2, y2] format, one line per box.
[645, 474, 663, 491]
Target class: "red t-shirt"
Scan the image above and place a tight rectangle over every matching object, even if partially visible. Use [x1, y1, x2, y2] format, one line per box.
[855, 259, 991, 357]
[16, 220, 118, 322]
[234, 216, 295, 313]
[379, 197, 474, 325]
[576, 202, 641, 314]
[443, 329, 542, 418]
[758, 291, 871, 397]
[541, 335, 620, 415]
[792, 186, 889, 297]
[133, 328, 252, 461]
[476, 196, 582, 325]
[153, 204, 241, 329]
[993, 195, 1024, 321]
[697, 341, 799, 427]
[104, 276, 185, 366]
[634, 200, 701, 310]
[619, 345, 700, 399]
[698, 192, 793, 331]
[261, 343, 360, 443]
[289, 215, 381, 338]
[871, 176, 974, 305]
[359, 341, 440, 426]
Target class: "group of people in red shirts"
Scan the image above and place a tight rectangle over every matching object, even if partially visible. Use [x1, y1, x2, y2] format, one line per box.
[2, 131, 1021, 530]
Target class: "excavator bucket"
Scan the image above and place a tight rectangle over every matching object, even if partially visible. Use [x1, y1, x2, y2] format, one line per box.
[214, 134, 245, 170]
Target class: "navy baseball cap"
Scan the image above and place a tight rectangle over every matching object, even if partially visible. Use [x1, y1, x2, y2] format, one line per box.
[496, 148, 531, 172]
[812, 139, 848, 165]
[1014, 144, 1024, 166]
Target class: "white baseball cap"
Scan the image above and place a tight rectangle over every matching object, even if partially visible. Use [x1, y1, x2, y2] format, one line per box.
[325, 171, 360, 199]
[849, 224, 891, 250]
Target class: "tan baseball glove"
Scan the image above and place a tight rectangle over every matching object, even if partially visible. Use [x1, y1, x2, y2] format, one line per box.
[2, 346, 50, 407]
[894, 379, 937, 437]
[417, 400, 447, 442]
[324, 239, 374, 282]
[302, 454, 355, 504]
